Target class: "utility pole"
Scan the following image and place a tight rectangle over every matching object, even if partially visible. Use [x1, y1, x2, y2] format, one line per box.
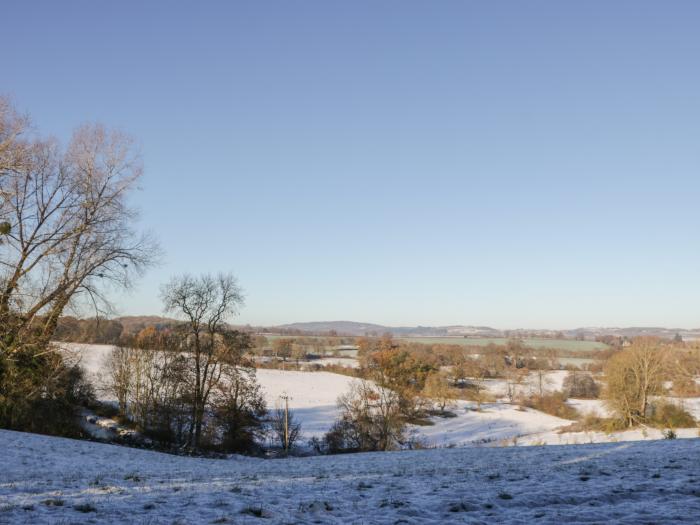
[280, 394, 290, 452]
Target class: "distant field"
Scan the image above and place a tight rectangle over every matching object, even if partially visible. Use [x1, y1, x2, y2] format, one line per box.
[259, 334, 608, 353]
[398, 337, 609, 352]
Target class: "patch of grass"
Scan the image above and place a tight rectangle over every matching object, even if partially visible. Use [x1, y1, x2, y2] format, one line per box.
[73, 503, 97, 513]
[240, 505, 267, 518]
[42, 498, 65, 507]
[124, 473, 143, 482]
[562, 412, 627, 433]
[448, 501, 477, 512]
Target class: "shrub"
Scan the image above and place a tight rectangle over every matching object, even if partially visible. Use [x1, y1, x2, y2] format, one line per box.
[522, 393, 578, 420]
[649, 401, 695, 429]
[562, 372, 599, 399]
[0, 349, 94, 437]
[663, 429, 677, 440]
[565, 412, 627, 433]
[323, 380, 406, 453]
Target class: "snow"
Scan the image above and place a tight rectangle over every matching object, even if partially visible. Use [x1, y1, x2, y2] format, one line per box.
[2, 428, 700, 524]
[255, 368, 359, 437]
[481, 370, 569, 399]
[417, 402, 571, 446]
[58, 343, 700, 449]
[566, 398, 611, 418]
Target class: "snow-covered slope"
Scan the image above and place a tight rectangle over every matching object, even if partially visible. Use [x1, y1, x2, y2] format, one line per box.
[2, 429, 700, 524]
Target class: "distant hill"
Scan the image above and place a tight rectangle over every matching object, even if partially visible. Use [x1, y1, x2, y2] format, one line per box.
[272, 321, 700, 340]
[274, 321, 502, 337]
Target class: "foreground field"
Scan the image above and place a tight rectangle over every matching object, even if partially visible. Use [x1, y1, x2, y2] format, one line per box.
[2, 429, 700, 524]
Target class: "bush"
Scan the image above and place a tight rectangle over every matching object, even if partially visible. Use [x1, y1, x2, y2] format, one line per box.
[522, 393, 579, 420]
[562, 372, 599, 399]
[565, 412, 627, 433]
[663, 429, 677, 440]
[323, 380, 406, 453]
[649, 402, 695, 429]
[0, 349, 95, 437]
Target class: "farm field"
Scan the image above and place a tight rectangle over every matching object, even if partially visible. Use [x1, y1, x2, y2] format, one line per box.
[3, 428, 700, 524]
[399, 337, 609, 352]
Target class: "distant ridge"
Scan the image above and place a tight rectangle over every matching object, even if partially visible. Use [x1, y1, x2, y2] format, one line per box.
[273, 320, 700, 340]
[274, 321, 502, 337]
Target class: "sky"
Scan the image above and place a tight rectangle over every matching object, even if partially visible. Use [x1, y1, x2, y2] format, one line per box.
[3, 1, 700, 329]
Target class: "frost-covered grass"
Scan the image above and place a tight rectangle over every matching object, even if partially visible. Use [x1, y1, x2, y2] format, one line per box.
[2, 428, 700, 524]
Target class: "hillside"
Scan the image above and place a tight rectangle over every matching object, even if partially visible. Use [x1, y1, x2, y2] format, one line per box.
[2, 429, 699, 524]
[275, 321, 502, 337]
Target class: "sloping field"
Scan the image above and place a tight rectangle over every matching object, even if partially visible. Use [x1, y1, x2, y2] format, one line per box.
[2, 429, 700, 524]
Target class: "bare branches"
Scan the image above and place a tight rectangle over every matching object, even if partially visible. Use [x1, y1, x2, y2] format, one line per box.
[0, 98, 160, 354]
[159, 272, 246, 449]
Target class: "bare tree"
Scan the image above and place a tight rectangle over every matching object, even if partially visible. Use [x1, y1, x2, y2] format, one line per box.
[325, 380, 406, 452]
[422, 371, 457, 413]
[0, 98, 159, 356]
[604, 337, 668, 427]
[0, 97, 157, 434]
[160, 273, 245, 449]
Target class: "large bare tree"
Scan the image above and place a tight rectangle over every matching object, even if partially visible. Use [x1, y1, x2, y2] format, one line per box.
[604, 337, 668, 427]
[161, 272, 246, 449]
[0, 96, 159, 355]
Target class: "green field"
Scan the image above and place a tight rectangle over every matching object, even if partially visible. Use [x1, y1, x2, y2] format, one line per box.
[398, 337, 608, 352]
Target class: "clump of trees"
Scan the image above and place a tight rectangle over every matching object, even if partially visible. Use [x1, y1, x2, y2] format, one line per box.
[563, 372, 599, 399]
[108, 273, 267, 453]
[54, 317, 125, 345]
[603, 338, 667, 427]
[422, 371, 457, 414]
[0, 97, 158, 436]
[603, 338, 695, 429]
[324, 380, 407, 453]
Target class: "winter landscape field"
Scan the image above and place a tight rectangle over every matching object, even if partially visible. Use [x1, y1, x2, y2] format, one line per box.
[2, 428, 700, 524]
[64, 343, 700, 449]
[5, 2, 700, 523]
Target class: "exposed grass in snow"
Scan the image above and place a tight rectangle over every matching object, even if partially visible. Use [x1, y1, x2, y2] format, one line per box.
[2, 429, 700, 524]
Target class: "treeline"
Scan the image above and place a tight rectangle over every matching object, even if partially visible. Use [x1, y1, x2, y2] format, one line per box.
[54, 316, 184, 345]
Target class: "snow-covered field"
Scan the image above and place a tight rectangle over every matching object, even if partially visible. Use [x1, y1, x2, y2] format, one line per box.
[60, 343, 700, 448]
[2, 428, 700, 524]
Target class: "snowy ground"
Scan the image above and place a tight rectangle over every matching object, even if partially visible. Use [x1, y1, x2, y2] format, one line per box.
[2, 428, 700, 524]
[60, 343, 700, 449]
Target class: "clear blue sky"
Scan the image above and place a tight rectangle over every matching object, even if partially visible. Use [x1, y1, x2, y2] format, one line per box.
[4, 2, 700, 329]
